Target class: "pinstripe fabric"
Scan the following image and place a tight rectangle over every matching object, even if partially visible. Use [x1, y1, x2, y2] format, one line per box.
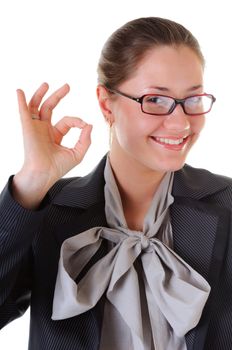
[0, 155, 232, 349]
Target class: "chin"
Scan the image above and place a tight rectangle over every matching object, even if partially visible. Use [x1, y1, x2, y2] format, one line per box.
[147, 157, 187, 173]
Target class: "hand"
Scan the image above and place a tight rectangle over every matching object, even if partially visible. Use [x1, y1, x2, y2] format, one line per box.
[13, 83, 92, 208]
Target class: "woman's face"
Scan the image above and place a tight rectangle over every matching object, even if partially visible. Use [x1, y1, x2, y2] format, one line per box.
[108, 45, 205, 174]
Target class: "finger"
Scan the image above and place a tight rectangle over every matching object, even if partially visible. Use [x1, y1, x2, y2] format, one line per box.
[72, 124, 93, 161]
[54, 116, 92, 163]
[28, 82, 49, 115]
[53, 116, 87, 144]
[39, 84, 70, 121]
[17, 89, 31, 123]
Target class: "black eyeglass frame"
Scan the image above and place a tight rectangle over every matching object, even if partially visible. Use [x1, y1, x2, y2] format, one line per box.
[106, 87, 216, 116]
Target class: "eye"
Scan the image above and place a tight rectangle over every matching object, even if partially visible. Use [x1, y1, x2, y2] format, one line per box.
[145, 96, 168, 105]
[186, 96, 202, 105]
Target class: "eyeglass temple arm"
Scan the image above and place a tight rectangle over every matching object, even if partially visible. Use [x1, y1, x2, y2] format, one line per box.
[106, 88, 142, 103]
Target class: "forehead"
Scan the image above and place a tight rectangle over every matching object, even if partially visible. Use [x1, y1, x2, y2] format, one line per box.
[120, 45, 204, 93]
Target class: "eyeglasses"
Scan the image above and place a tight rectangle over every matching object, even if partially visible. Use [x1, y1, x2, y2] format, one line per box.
[107, 88, 216, 116]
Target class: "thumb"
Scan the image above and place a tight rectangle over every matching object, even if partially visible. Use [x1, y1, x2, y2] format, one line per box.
[73, 124, 93, 162]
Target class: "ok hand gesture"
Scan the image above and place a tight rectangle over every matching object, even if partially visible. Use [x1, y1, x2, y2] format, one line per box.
[13, 83, 92, 209]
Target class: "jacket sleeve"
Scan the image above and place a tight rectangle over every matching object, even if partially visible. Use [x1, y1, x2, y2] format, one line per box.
[0, 177, 49, 329]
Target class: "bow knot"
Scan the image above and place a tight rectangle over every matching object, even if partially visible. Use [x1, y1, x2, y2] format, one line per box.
[140, 234, 150, 251]
[52, 159, 211, 350]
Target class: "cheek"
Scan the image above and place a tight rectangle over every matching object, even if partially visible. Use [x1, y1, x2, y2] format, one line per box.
[114, 101, 163, 133]
[114, 114, 161, 150]
[190, 115, 205, 134]
[112, 103, 145, 141]
[113, 118, 141, 149]
[111, 101, 166, 152]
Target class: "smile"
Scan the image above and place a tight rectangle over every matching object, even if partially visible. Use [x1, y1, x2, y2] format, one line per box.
[150, 135, 190, 150]
[155, 137, 185, 145]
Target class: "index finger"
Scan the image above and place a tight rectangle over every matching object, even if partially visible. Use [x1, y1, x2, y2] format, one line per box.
[28, 82, 50, 115]
[39, 84, 70, 121]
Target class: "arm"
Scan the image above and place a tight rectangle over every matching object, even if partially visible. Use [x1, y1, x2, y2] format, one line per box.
[0, 178, 48, 328]
[0, 83, 92, 327]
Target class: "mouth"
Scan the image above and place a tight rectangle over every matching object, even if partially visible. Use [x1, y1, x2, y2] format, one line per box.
[150, 135, 190, 150]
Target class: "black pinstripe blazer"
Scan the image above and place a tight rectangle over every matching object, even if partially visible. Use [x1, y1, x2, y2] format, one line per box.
[0, 155, 232, 350]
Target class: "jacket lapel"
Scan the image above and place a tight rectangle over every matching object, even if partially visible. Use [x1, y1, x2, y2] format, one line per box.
[53, 155, 108, 243]
[171, 167, 231, 350]
[53, 156, 231, 350]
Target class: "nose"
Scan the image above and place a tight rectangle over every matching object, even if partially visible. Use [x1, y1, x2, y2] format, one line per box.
[163, 104, 190, 131]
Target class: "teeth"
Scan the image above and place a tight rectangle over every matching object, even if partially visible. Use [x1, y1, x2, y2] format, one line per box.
[155, 137, 184, 145]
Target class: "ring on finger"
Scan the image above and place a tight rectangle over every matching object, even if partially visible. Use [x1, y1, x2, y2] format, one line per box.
[31, 114, 40, 120]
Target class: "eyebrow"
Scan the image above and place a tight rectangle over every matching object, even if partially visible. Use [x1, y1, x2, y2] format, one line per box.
[147, 85, 203, 92]
[187, 84, 203, 92]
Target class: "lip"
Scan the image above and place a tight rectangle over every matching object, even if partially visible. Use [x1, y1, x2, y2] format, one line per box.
[149, 135, 190, 151]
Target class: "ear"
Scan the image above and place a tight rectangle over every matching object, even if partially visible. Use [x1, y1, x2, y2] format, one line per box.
[96, 85, 115, 125]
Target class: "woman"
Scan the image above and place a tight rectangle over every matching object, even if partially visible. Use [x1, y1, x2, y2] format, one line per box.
[0, 17, 231, 350]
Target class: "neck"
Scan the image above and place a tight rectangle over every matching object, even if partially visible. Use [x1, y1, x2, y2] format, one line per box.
[108, 139, 168, 231]
[108, 149, 165, 210]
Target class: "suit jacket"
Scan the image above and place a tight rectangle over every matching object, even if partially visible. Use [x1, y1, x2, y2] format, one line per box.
[0, 155, 232, 350]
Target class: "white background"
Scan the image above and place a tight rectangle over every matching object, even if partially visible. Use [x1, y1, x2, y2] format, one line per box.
[0, 0, 231, 348]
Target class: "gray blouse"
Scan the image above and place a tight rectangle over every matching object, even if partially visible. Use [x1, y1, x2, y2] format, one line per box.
[52, 156, 211, 350]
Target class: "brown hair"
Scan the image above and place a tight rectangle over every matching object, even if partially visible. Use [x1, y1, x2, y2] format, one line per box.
[97, 17, 205, 89]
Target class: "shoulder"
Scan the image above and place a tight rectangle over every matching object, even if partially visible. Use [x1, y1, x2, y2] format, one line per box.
[173, 164, 232, 205]
[183, 164, 232, 186]
[48, 155, 107, 207]
[48, 177, 80, 201]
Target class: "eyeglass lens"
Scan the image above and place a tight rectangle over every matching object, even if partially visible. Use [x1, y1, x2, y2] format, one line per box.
[142, 95, 213, 115]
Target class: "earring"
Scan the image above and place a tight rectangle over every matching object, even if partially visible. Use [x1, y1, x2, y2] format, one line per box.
[106, 118, 113, 147]
[105, 117, 113, 127]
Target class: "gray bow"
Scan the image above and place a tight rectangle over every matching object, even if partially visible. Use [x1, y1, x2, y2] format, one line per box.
[52, 159, 210, 349]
